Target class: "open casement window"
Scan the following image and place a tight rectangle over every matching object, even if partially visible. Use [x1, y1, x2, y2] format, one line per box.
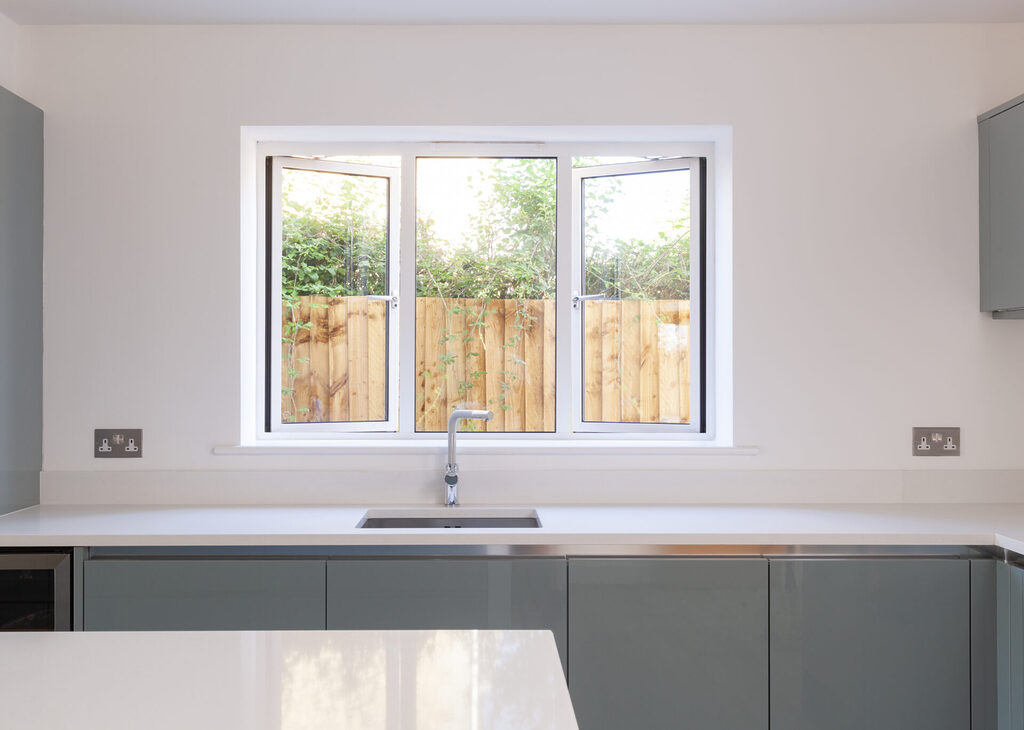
[259, 144, 710, 440]
[571, 158, 703, 433]
[268, 157, 400, 432]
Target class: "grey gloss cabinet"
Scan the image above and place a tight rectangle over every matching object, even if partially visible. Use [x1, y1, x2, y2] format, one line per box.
[770, 559, 970, 730]
[997, 562, 1024, 730]
[980, 94, 1024, 317]
[83, 560, 327, 630]
[326, 558, 568, 670]
[0, 86, 43, 515]
[567, 559, 768, 730]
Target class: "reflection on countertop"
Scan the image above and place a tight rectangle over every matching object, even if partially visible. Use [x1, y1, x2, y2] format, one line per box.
[0, 629, 577, 730]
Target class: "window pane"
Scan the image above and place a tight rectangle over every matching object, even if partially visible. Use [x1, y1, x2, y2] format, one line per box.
[415, 157, 556, 433]
[279, 166, 390, 424]
[582, 167, 692, 424]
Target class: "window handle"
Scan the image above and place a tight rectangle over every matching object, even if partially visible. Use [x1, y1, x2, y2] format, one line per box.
[571, 291, 606, 310]
[367, 293, 399, 309]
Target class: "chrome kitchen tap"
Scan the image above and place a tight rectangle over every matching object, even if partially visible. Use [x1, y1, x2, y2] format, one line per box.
[444, 409, 493, 506]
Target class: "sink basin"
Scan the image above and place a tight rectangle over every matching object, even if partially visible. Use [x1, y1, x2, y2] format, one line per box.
[358, 508, 541, 529]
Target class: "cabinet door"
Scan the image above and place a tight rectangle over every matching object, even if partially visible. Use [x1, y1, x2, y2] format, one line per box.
[981, 100, 1024, 313]
[997, 562, 1024, 730]
[770, 559, 969, 730]
[568, 558, 768, 730]
[0, 86, 43, 515]
[327, 558, 567, 670]
[84, 559, 326, 630]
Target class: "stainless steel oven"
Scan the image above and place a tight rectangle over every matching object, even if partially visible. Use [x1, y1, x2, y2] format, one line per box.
[0, 552, 71, 631]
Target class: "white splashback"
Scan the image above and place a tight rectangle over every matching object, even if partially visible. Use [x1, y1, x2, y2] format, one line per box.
[39, 468, 1024, 505]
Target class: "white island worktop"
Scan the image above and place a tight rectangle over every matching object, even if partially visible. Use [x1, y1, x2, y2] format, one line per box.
[4, 503, 1024, 552]
[0, 629, 576, 730]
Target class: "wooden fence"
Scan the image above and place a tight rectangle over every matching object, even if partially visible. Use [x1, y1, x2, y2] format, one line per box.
[583, 299, 690, 425]
[416, 298, 556, 433]
[282, 296, 388, 424]
[282, 296, 689, 429]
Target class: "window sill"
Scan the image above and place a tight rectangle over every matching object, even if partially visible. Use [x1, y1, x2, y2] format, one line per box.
[213, 440, 758, 457]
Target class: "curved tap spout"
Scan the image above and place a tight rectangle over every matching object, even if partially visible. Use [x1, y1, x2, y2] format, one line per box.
[444, 409, 494, 506]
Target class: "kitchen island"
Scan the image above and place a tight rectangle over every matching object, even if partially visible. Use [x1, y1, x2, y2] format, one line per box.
[0, 629, 576, 730]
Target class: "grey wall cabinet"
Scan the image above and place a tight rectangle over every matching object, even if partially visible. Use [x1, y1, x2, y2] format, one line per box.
[980, 93, 1024, 317]
[0, 85, 43, 515]
[770, 559, 970, 730]
[83, 559, 327, 630]
[567, 558, 768, 730]
[326, 558, 568, 670]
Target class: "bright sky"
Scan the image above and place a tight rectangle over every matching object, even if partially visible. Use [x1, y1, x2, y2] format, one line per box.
[416, 158, 501, 246]
[584, 168, 690, 248]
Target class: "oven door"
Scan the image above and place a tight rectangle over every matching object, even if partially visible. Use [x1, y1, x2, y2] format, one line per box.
[0, 553, 71, 631]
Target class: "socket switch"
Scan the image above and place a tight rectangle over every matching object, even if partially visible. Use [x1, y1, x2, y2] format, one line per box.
[94, 429, 143, 458]
[912, 427, 959, 457]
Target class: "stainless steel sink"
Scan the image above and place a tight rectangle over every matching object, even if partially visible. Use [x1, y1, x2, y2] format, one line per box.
[358, 508, 541, 529]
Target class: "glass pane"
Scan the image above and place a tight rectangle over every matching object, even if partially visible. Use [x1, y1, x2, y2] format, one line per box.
[279, 166, 390, 424]
[582, 167, 692, 424]
[416, 157, 556, 433]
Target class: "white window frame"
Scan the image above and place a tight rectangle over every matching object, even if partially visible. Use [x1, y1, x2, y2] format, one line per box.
[249, 134, 721, 445]
[268, 156, 401, 433]
[571, 158, 703, 434]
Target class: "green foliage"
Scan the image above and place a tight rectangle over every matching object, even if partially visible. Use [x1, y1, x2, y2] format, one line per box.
[416, 158, 557, 299]
[280, 157, 690, 303]
[584, 217, 691, 300]
[415, 158, 689, 301]
[280, 169, 387, 301]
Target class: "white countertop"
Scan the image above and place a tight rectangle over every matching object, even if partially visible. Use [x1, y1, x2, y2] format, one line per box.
[0, 629, 576, 730]
[3, 503, 1024, 552]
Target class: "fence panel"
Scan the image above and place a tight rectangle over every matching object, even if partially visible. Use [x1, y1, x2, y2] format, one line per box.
[583, 299, 691, 424]
[281, 296, 689, 428]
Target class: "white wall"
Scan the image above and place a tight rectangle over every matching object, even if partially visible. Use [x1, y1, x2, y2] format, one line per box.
[0, 11, 25, 97]
[25, 24, 1024, 503]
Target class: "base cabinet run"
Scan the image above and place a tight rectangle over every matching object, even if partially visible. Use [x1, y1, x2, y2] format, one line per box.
[79, 552, 982, 730]
[326, 558, 568, 671]
[568, 559, 769, 730]
[770, 559, 971, 730]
